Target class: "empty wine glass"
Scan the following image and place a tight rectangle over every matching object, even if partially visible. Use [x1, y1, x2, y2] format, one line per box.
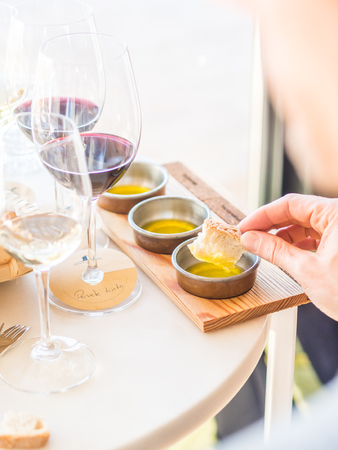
[0, 112, 95, 394]
[34, 33, 142, 289]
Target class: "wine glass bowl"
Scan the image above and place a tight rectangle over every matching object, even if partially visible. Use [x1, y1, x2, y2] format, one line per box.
[82, 133, 135, 197]
[4, 0, 97, 129]
[15, 97, 102, 140]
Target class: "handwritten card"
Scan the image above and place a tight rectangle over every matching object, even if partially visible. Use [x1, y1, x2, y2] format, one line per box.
[49, 248, 137, 310]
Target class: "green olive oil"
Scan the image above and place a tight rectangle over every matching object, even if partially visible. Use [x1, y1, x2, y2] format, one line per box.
[108, 185, 151, 195]
[142, 219, 197, 234]
[186, 261, 244, 278]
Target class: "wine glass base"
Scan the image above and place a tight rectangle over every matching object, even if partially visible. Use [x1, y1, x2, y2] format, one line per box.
[49, 278, 142, 316]
[49, 248, 142, 316]
[0, 336, 96, 394]
[81, 267, 105, 285]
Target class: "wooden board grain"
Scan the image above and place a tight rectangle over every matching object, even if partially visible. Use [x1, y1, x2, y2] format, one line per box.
[99, 162, 309, 332]
[164, 162, 246, 225]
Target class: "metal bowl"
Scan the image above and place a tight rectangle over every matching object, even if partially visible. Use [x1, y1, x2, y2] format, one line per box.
[98, 161, 169, 214]
[128, 196, 211, 254]
[172, 237, 260, 299]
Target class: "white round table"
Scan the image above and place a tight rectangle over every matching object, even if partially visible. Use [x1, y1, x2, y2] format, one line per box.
[0, 251, 269, 450]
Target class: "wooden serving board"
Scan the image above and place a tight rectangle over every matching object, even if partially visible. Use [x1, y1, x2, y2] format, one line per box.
[99, 162, 309, 332]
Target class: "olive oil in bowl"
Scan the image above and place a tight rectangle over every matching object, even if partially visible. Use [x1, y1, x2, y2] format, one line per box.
[186, 261, 244, 278]
[107, 185, 151, 195]
[142, 219, 197, 234]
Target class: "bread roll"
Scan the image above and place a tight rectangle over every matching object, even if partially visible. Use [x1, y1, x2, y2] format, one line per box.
[188, 219, 244, 268]
[0, 411, 50, 449]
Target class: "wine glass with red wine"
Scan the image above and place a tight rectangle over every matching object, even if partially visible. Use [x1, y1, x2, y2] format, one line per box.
[0, 112, 95, 394]
[33, 33, 141, 289]
[3, 0, 111, 247]
[4, 0, 97, 127]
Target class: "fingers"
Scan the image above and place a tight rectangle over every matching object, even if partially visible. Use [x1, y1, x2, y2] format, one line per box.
[276, 224, 321, 243]
[239, 194, 338, 234]
[240, 230, 316, 274]
[293, 238, 320, 251]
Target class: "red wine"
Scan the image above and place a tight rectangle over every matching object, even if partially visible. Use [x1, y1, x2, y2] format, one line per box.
[40, 133, 135, 198]
[14, 97, 100, 141]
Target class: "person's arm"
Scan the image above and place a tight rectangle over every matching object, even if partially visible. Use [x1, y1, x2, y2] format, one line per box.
[239, 193, 338, 321]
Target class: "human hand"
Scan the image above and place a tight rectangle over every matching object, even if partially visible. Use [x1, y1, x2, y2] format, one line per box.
[239, 194, 338, 321]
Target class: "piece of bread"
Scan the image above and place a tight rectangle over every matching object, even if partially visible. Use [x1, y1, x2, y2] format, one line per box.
[0, 411, 50, 449]
[188, 219, 244, 268]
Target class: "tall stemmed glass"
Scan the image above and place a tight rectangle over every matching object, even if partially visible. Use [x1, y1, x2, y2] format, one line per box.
[0, 112, 95, 394]
[34, 33, 142, 287]
[28, 31, 105, 223]
[4, 0, 109, 246]
[5, 0, 97, 121]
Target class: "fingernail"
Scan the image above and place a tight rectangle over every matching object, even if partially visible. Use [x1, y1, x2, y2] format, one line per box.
[241, 232, 260, 253]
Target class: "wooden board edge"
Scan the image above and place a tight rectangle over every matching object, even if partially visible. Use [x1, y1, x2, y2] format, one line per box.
[202, 293, 310, 332]
[163, 162, 246, 225]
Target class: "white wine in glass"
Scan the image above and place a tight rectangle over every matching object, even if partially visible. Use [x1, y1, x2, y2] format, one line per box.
[0, 112, 95, 394]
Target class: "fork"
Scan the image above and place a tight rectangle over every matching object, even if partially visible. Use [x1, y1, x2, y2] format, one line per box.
[0, 323, 31, 354]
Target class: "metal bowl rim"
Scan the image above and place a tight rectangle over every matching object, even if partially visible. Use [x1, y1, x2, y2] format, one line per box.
[101, 162, 169, 199]
[171, 237, 261, 283]
[128, 196, 211, 240]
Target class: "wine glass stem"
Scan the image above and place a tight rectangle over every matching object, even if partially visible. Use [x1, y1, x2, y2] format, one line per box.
[36, 269, 52, 347]
[54, 181, 62, 210]
[33, 268, 61, 361]
[88, 198, 98, 271]
[81, 198, 104, 284]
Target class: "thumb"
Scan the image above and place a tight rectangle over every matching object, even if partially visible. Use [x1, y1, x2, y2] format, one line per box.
[241, 230, 313, 274]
